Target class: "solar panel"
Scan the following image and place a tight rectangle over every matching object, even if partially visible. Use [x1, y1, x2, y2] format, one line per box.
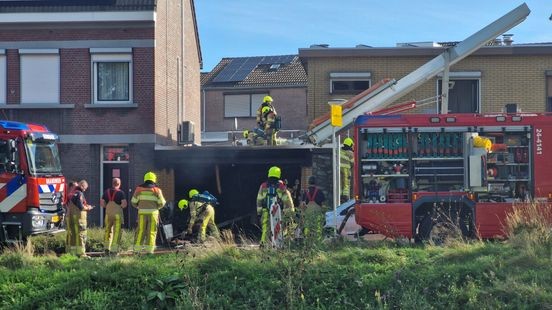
[259, 55, 295, 65]
[212, 55, 295, 83]
[213, 57, 263, 82]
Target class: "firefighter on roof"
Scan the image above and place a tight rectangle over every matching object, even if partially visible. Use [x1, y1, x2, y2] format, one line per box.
[340, 137, 355, 202]
[186, 189, 220, 242]
[256, 166, 295, 245]
[131, 172, 166, 254]
[261, 106, 279, 146]
[243, 129, 266, 146]
[256, 95, 277, 128]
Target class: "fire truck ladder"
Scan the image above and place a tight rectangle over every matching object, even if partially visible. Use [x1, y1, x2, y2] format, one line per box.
[307, 3, 530, 146]
[367, 95, 442, 116]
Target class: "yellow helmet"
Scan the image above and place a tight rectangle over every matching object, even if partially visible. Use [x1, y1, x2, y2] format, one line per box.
[243, 130, 249, 138]
[144, 171, 157, 183]
[343, 137, 354, 147]
[268, 166, 281, 179]
[189, 189, 199, 199]
[262, 106, 271, 114]
[263, 95, 273, 103]
[178, 199, 189, 210]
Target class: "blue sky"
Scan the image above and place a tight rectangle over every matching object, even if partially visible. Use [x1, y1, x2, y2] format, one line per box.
[195, 1, 551, 72]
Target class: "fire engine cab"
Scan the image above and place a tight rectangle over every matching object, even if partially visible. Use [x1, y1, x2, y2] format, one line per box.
[0, 121, 65, 242]
[353, 113, 551, 241]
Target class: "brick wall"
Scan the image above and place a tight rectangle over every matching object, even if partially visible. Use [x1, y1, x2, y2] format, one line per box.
[184, 0, 202, 144]
[203, 86, 308, 132]
[6, 49, 19, 104]
[0, 28, 154, 41]
[155, 0, 201, 146]
[306, 54, 552, 120]
[8, 47, 155, 135]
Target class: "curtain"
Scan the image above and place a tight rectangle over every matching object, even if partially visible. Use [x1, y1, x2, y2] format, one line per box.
[97, 62, 129, 101]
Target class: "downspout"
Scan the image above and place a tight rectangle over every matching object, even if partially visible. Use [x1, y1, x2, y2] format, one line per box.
[202, 88, 206, 132]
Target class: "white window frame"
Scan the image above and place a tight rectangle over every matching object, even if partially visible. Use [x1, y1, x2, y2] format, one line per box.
[436, 71, 481, 113]
[91, 48, 133, 105]
[224, 93, 268, 118]
[329, 72, 371, 94]
[0, 50, 5, 104]
[19, 49, 60, 104]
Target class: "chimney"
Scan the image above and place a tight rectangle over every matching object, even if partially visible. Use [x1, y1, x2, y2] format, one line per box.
[493, 38, 502, 46]
[502, 34, 514, 46]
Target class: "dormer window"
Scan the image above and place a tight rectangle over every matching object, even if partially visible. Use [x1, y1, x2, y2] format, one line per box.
[269, 63, 281, 71]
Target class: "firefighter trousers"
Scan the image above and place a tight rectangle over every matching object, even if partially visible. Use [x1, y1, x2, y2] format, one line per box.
[66, 210, 87, 256]
[192, 205, 220, 242]
[134, 209, 159, 254]
[260, 208, 269, 244]
[340, 167, 351, 199]
[104, 212, 123, 253]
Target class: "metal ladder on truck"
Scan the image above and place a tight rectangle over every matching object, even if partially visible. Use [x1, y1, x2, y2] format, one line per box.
[306, 3, 530, 146]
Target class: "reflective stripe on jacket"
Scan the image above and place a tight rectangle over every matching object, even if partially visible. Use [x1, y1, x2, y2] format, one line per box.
[131, 184, 166, 211]
[340, 149, 354, 169]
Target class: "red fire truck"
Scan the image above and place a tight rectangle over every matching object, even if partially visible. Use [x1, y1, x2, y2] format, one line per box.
[0, 120, 65, 242]
[353, 113, 551, 241]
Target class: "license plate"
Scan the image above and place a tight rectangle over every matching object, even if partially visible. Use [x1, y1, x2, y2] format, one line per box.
[51, 215, 60, 223]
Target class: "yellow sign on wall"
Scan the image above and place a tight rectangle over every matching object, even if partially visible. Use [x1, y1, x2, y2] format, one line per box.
[331, 104, 342, 127]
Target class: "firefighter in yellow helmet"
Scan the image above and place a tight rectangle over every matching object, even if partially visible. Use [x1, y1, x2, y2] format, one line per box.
[186, 189, 220, 242]
[131, 172, 166, 254]
[261, 106, 279, 146]
[172, 199, 189, 237]
[256, 166, 294, 245]
[244, 128, 267, 146]
[256, 95, 277, 129]
[340, 137, 355, 202]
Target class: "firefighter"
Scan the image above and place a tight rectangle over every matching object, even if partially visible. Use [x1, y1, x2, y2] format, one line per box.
[300, 176, 327, 241]
[340, 137, 354, 202]
[186, 189, 220, 243]
[172, 199, 189, 238]
[261, 106, 279, 146]
[256, 95, 277, 128]
[243, 129, 267, 146]
[66, 180, 94, 257]
[131, 172, 166, 254]
[256, 166, 295, 245]
[64, 180, 78, 249]
[100, 177, 127, 255]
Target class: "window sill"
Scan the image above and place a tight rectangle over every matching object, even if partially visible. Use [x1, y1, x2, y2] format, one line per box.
[0, 104, 75, 109]
[85, 103, 138, 109]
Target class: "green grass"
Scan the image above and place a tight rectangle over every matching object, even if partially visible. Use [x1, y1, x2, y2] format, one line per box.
[1, 239, 552, 309]
[2, 205, 552, 309]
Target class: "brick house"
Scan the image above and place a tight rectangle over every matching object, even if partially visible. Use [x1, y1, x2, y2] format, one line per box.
[0, 0, 202, 226]
[201, 55, 307, 144]
[299, 40, 552, 121]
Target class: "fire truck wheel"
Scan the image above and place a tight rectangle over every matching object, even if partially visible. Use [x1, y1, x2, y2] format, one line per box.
[428, 221, 462, 246]
[415, 215, 431, 242]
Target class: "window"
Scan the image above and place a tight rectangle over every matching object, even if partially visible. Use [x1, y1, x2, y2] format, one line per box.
[103, 146, 129, 162]
[91, 49, 132, 104]
[0, 50, 5, 104]
[546, 71, 552, 112]
[20, 49, 59, 104]
[437, 72, 481, 113]
[224, 93, 267, 117]
[330, 72, 371, 94]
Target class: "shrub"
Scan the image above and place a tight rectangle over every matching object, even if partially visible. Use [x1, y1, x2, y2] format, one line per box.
[504, 201, 552, 255]
[28, 227, 136, 254]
